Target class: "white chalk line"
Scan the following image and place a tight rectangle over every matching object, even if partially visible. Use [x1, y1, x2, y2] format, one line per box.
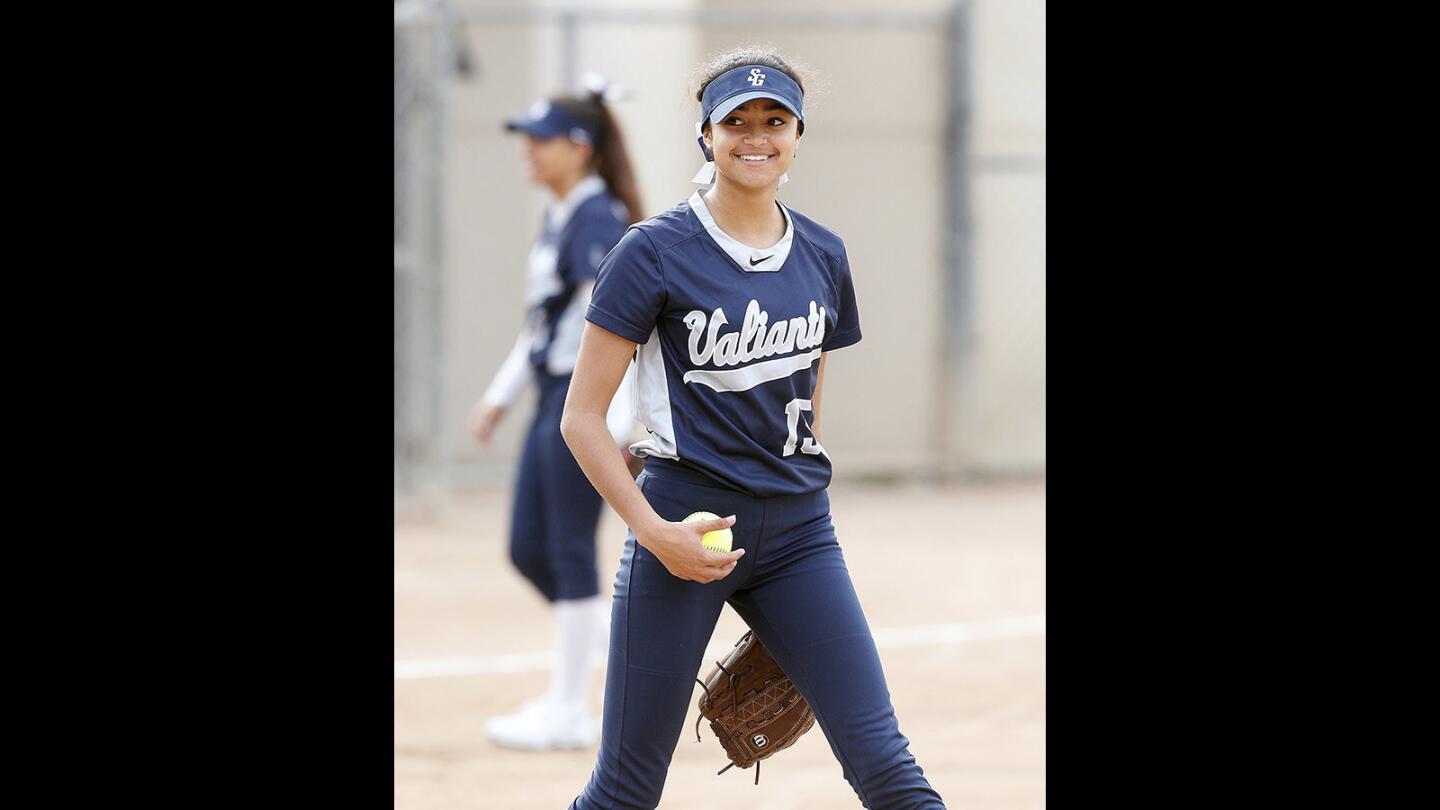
[395, 615, 1045, 681]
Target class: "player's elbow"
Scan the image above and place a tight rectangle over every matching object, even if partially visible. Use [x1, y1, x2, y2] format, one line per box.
[558, 402, 586, 450]
[559, 409, 576, 446]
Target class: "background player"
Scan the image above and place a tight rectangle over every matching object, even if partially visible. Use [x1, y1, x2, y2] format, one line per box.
[467, 78, 643, 751]
[557, 48, 949, 808]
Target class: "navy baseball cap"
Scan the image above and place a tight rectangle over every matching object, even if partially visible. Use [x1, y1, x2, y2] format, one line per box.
[504, 98, 599, 144]
[699, 65, 805, 132]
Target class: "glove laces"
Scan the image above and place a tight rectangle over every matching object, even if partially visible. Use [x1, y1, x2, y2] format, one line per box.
[694, 660, 764, 785]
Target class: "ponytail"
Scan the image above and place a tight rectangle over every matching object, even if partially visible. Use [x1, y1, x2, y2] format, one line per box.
[553, 80, 645, 226]
[590, 96, 645, 225]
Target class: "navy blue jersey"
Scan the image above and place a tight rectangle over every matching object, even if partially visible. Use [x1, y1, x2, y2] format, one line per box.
[586, 191, 861, 497]
[525, 176, 630, 375]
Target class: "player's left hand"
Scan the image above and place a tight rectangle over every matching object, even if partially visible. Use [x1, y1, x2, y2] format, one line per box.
[468, 401, 506, 447]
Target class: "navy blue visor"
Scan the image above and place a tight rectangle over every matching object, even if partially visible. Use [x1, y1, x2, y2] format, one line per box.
[699, 65, 805, 129]
[504, 98, 599, 144]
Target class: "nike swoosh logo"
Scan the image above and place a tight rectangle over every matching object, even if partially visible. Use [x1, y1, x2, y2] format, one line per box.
[749, 255, 773, 266]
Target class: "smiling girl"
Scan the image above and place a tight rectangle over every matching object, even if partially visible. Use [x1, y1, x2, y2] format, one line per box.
[559, 48, 948, 809]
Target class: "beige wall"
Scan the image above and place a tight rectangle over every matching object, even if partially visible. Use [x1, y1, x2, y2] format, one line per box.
[960, 0, 1046, 474]
[435, 0, 1044, 487]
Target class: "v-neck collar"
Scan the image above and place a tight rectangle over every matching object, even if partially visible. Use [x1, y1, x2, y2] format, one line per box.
[688, 190, 793, 273]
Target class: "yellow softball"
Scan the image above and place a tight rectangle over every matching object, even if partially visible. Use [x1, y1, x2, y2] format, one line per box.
[683, 510, 733, 553]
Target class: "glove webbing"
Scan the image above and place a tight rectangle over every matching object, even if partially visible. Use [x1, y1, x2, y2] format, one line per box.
[694, 659, 764, 785]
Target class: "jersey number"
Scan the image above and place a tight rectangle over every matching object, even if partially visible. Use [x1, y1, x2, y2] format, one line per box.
[783, 399, 826, 458]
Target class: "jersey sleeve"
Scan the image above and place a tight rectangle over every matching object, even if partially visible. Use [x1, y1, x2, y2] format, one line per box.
[585, 227, 665, 345]
[822, 244, 862, 352]
[482, 327, 535, 407]
[558, 208, 626, 287]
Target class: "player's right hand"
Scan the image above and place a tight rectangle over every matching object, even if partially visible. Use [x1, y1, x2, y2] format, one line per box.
[639, 515, 744, 584]
[468, 401, 506, 447]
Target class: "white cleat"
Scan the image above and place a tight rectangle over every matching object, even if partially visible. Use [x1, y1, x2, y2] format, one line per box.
[484, 699, 598, 751]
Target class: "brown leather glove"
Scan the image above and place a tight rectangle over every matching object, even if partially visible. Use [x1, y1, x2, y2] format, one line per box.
[694, 630, 816, 785]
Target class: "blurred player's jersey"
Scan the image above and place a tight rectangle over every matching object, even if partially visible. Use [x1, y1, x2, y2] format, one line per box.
[587, 191, 862, 497]
[525, 175, 629, 375]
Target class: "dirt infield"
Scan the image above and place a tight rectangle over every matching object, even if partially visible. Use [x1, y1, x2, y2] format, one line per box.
[395, 479, 1045, 809]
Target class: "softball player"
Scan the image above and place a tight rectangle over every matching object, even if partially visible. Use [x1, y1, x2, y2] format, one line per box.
[467, 81, 643, 751]
[559, 50, 949, 809]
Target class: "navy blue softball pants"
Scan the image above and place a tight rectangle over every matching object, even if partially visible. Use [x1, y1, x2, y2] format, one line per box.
[569, 460, 947, 809]
[508, 370, 605, 603]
